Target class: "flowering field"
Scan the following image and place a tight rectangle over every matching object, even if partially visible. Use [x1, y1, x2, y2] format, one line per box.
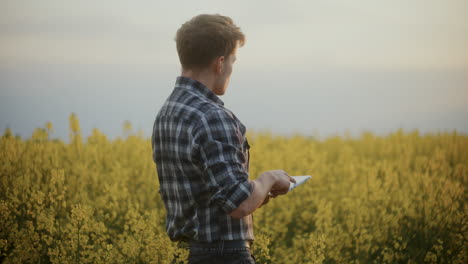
[1, 114, 466, 263]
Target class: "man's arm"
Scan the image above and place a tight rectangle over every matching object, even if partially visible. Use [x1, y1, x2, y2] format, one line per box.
[192, 109, 258, 215]
[229, 170, 294, 219]
[192, 109, 295, 219]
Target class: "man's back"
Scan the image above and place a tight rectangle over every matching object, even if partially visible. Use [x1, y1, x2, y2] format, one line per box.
[152, 76, 254, 242]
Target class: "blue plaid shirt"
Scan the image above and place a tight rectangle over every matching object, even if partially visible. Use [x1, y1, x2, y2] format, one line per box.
[151, 76, 254, 242]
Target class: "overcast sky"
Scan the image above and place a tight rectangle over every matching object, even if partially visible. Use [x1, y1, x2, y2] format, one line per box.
[1, 0, 467, 141]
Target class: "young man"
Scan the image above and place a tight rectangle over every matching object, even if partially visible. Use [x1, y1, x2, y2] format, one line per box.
[151, 14, 295, 264]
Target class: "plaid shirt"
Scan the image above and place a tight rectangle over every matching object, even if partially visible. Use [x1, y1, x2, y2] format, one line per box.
[151, 76, 254, 242]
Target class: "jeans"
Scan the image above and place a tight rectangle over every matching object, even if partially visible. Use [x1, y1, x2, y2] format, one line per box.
[187, 245, 257, 264]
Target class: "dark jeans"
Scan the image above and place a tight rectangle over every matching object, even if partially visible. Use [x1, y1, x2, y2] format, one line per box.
[188, 245, 257, 264]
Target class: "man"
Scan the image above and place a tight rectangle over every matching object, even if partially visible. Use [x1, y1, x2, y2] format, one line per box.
[151, 14, 295, 264]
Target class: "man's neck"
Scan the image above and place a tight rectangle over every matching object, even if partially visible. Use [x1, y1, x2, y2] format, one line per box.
[181, 70, 216, 94]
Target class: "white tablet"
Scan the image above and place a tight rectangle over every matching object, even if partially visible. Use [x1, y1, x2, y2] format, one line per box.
[268, 175, 312, 196]
[289, 175, 312, 191]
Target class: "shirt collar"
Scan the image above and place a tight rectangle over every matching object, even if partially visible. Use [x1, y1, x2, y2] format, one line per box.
[175, 76, 224, 106]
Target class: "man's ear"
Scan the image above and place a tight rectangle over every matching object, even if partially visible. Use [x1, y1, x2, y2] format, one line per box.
[214, 56, 225, 74]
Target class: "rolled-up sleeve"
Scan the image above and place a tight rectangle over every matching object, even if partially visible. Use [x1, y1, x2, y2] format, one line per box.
[192, 108, 253, 214]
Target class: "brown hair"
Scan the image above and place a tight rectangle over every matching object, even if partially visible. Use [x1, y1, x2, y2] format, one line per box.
[175, 14, 246, 70]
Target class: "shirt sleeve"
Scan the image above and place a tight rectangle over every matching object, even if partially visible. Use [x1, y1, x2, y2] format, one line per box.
[192, 108, 253, 214]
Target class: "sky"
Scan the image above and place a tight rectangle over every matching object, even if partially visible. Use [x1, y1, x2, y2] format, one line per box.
[1, 0, 467, 141]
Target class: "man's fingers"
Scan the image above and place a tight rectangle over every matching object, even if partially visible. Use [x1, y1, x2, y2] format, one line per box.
[280, 170, 294, 183]
[271, 189, 288, 197]
[269, 170, 293, 198]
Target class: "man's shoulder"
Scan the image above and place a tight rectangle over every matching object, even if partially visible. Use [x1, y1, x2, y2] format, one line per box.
[156, 88, 227, 124]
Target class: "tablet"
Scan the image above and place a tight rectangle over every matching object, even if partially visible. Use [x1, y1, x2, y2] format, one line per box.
[268, 175, 312, 196]
[289, 175, 312, 191]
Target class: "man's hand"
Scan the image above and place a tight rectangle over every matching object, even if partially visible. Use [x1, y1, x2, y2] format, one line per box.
[230, 169, 296, 217]
[260, 170, 296, 199]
